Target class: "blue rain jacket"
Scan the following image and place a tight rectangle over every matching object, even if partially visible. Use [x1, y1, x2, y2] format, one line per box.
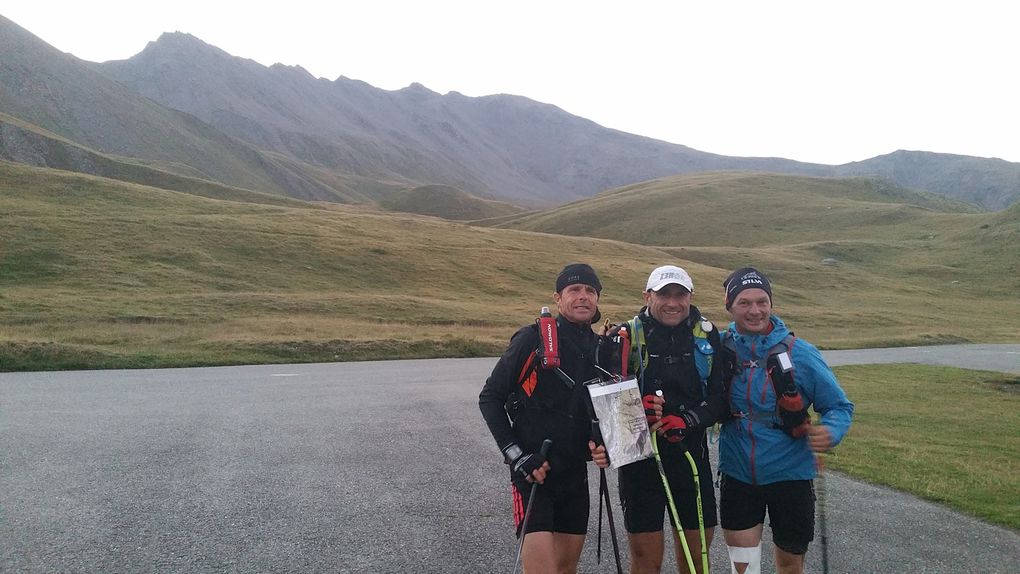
[718, 315, 854, 485]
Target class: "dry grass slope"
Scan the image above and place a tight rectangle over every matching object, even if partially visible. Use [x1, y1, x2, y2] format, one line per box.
[1, 165, 1017, 370]
[489, 172, 1019, 347]
[379, 184, 524, 220]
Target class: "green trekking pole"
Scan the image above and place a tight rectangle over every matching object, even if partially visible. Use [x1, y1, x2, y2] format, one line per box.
[651, 431, 697, 574]
[512, 439, 552, 574]
[681, 448, 709, 574]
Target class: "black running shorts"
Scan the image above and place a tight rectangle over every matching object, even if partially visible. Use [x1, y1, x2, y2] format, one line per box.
[619, 454, 718, 533]
[719, 474, 815, 555]
[511, 463, 589, 536]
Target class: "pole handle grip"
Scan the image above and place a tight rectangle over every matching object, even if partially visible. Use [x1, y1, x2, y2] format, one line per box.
[539, 439, 552, 457]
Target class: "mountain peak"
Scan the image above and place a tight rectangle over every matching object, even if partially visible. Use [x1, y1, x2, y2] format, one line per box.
[269, 62, 315, 79]
[400, 82, 438, 95]
[151, 31, 212, 51]
[133, 31, 232, 63]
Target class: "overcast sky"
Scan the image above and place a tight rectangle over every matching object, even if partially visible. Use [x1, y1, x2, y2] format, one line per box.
[5, 1, 1018, 165]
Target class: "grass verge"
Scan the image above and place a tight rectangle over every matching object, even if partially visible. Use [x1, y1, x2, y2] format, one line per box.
[827, 364, 1020, 531]
[0, 337, 504, 371]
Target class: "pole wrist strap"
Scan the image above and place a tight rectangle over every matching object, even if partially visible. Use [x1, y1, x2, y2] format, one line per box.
[501, 443, 524, 465]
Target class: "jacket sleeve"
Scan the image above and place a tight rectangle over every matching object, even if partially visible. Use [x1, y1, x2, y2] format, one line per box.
[478, 326, 536, 453]
[687, 324, 729, 429]
[794, 339, 855, 446]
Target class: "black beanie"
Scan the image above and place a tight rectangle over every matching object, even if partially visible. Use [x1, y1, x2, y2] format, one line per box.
[723, 267, 772, 309]
[555, 263, 602, 294]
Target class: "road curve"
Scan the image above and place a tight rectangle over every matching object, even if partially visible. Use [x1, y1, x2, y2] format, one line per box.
[823, 343, 1020, 374]
[1, 346, 1017, 573]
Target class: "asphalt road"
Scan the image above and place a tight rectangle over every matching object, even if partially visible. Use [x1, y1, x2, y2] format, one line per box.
[822, 343, 1020, 374]
[2, 345, 1018, 573]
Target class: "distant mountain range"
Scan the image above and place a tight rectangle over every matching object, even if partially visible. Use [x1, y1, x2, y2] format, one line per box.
[1, 14, 1018, 210]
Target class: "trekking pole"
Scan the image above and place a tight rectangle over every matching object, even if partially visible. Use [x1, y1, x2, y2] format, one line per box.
[817, 455, 830, 574]
[650, 389, 697, 573]
[619, 326, 631, 377]
[586, 388, 623, 574]
[600, 465, 624, 574]
[512, 439, 552, 574]
[651, 431, 697, 574]
[597, 471, 605, 563]
[681, 449, 709, 574]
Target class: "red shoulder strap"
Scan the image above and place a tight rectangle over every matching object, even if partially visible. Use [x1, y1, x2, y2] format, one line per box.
[517, 350, 539, 397]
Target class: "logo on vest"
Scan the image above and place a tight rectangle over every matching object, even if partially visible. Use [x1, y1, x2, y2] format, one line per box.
[543, 323, 555, 350]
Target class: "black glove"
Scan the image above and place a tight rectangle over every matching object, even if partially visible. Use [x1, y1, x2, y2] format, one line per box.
[513, 452, 547, 480]
[502, 443, 547, 480]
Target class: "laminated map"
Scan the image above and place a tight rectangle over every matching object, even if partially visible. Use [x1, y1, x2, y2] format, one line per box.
[586, 377, 653, 469]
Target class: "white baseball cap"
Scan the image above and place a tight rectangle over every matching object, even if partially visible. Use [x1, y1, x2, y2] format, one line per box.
[645, 265, 694, 293]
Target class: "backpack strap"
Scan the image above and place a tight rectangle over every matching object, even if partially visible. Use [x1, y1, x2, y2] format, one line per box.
[765, 333, 809, 437]
[504, 326, 541, 417]
[691, 317, 716, 400]
[516, 349, 540, 397]
[766, 333, 797, 396]
[626, 315, 647, 393]
[767, 333, 796, 356]
[506, 322, 593, 419]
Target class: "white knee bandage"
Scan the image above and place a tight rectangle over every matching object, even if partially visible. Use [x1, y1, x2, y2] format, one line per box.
[727, 544, 761, 574]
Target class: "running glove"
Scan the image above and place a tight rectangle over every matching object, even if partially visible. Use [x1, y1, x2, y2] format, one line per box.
[502, 442, 547, 480]
[658, 412, 697, 443]
[512, 452, 547, 480]
[642, 394, 663, 424]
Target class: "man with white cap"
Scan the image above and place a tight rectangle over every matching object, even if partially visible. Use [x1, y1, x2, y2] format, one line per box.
[615, 265, 728, 574]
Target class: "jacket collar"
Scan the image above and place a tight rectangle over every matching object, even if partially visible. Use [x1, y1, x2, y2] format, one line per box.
[557, 315, 597, 338]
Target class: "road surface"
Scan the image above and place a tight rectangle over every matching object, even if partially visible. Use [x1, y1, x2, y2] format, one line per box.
[2, 345, 1018, 572]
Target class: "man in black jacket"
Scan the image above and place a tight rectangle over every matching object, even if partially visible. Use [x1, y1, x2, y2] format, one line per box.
[619, 265, 727, 574]
[479, 263, 611, 573]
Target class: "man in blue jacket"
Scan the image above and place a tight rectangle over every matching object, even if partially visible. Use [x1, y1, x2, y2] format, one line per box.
[717, 268, 854, 574]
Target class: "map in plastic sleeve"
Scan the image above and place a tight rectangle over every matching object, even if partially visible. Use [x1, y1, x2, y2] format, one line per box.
[586, 377, 653, 469]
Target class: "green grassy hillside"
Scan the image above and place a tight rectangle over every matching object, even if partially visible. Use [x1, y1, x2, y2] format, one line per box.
[1, 164, 1016, 370]
[488, 172, 1019, 347]
[491, 172, 982, 247]
[0, 162, 680, 369]
[380, 184, 524, 220]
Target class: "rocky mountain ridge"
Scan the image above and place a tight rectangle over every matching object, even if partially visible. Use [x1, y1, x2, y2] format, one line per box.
[2, 15, 1017, 209]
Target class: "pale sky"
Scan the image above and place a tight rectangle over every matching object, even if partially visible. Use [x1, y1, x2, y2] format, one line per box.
[5, 1, 1018, 165]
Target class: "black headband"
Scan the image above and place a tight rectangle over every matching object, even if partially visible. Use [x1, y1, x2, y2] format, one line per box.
[555, 263, 602, 294]
[723, 267, 772, 309]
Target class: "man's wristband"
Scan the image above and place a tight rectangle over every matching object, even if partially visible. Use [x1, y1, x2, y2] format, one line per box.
[501, 443, 524, 465]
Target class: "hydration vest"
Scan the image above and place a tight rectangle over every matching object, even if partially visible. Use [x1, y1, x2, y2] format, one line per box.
[505, 320, 597, 420]
[720, 332, 810, 437]
[626, 314, 715, 398]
